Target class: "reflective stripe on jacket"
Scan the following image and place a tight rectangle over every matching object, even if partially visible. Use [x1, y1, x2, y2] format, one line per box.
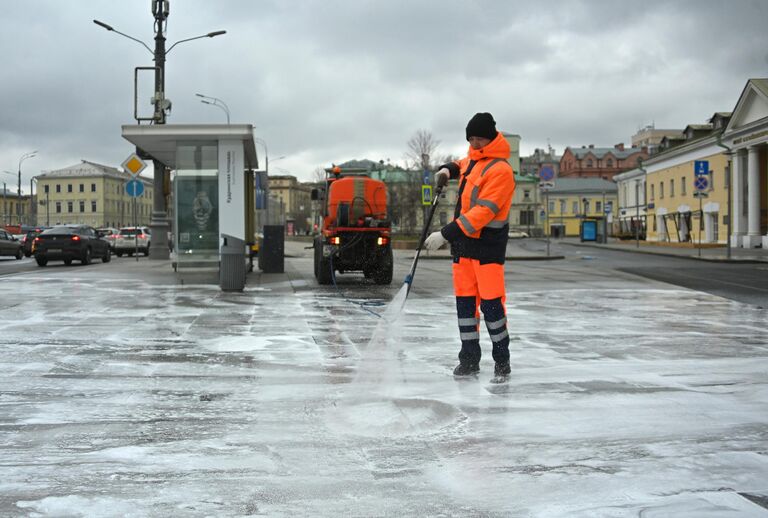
[440, 132, 516, 264]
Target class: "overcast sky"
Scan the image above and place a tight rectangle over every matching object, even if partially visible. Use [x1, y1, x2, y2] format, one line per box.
[2, 0, 767, 190]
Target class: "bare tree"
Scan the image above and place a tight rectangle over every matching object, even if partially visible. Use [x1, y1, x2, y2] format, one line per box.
[311, 167, 327, 183]
[405, 129, 441, 170]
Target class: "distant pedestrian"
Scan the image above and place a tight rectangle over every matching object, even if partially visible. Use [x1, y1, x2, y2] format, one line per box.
[425, 112, 516, 380]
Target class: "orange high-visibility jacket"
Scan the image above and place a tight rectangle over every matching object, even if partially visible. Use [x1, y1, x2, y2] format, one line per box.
[440, 132, 516, 264]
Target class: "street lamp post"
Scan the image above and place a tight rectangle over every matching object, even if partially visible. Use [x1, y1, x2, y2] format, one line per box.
[196, 93, 230, 124]
[16, 151, 36, 226]
[94, 3, 225, 259]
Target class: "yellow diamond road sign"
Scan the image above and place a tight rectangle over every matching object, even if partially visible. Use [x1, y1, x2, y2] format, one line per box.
[122, 153, 147, 177]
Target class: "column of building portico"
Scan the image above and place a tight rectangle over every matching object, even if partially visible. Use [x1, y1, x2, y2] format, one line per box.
[743, 146, 762, 248]
[730, 149, 745, 247]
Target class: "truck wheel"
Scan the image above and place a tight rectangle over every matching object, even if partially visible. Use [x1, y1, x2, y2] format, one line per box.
[373, 249, 393, 285]
[314, 241, 333, 285]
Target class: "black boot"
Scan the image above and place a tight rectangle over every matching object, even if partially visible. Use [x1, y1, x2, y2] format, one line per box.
[490, 361, 511, 383]
[453, 361, 480, 377]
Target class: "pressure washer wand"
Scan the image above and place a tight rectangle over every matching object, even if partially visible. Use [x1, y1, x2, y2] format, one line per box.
[404, 182, 445, 297]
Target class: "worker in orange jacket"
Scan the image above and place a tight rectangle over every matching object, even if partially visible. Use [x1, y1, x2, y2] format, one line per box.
[424, 112, 516, 380]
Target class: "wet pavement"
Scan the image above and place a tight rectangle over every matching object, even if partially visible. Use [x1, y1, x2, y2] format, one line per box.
[1, 241, 768, 516]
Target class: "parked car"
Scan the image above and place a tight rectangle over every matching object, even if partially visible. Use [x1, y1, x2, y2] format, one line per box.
[0, 228, 23, 259]
[508, 230, 529, 239]
[33, 225, 111, 266]
[114, 226, 151, 257]
[96, 227, 119, 251]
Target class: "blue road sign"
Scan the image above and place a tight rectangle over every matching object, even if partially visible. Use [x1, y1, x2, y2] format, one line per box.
[126, 179, 144, 197]
[604, 201, 613, 214]
[694, 160, 709, 177]
[694, 176, 709, 191]
[539, 166, 555, 181]
[423, 169, 430, 184]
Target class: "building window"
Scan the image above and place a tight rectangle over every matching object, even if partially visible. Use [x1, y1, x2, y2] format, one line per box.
[596, 201, 602, 213]
[572, 201, 579, 214]
[523, 189, 531, 201]
[56, 184, 61, 193]
[559, 200, 565, 214]
[606, 159, 613, 167]
[67, 201, 73, 213]
[67, 184, 73, 193]
[587, 159, 593, 167]
[92, 201, 97, 212]
[44, 185, 49, 194]
[583, 200, 590, 214]
[549, 200, 555, 213]
[681, 177, 687, 195]
[79, 184, 84, 193]
[650, 184, 655, 200]
[56, 202, 61, 213]
[79, 201, 85, 212]
[91, 183, 96, 192]
[660, 182, 664, 199]
[670, 179, 675, 197]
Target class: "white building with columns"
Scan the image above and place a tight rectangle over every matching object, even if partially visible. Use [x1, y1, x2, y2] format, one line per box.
[723, 78, 768, 249]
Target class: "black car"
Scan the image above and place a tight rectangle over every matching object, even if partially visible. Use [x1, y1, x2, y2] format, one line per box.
[22, 227, 46, 257]
[34, 225, 111, 266]
[0, 228, 23, 259]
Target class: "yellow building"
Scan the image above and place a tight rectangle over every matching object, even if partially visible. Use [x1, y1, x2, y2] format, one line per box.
[268, 175, 312, 234]
[545, 178, 617, 237]
[1, 186, 31, 227]
[636, 113, 731, 244]
[35, 160, 153, 228]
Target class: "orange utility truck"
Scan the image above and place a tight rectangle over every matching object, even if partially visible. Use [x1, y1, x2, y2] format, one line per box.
[312, 166, 392, 285]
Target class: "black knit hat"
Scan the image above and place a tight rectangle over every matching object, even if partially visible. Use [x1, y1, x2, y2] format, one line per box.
[465, 112, 497, 141]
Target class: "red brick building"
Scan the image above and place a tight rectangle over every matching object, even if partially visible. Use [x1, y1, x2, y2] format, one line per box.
[559, 143, 648, 180]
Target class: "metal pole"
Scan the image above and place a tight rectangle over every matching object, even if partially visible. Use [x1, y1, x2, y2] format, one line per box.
[635, 181, 640, 248]
[46, 189, 49, 226]
[697, 194, 702, 258]
[149, 1, 170, 259]
[725, 162, 731, 260]
[545, 190, 550, 257]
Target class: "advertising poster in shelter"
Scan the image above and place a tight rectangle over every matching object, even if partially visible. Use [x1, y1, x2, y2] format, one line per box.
[176, 175, 219, 253]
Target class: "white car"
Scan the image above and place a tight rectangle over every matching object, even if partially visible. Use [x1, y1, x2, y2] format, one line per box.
[508, 230, 529, 239]
[114, 226, 151, 257]
[96, 227, 119, 251]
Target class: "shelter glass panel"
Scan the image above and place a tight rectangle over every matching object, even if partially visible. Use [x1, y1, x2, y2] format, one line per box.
[174, 142, 219, 268]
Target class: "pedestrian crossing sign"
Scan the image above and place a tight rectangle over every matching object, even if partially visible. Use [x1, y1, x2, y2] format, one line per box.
[422, 185, 432, 205]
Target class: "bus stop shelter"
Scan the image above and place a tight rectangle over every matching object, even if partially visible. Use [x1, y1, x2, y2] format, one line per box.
[121, 124, 259, 290]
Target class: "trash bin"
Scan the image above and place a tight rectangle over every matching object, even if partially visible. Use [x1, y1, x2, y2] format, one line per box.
[220, 234, 247, 291]
[259, 225, 285, 273]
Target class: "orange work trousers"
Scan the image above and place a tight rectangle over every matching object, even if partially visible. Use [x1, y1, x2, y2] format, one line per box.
[452, 257, 507, 309]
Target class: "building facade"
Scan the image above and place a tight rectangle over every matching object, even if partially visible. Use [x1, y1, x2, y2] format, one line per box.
[34, 161, 153, 228]
[545, 178, 618, 237]
[613, 167, 647, 240]
[722, 78, 768, 248]
[1, 186, 31, 227]
[267, 175, 312, 235]
[632, 125, 683, 155]
[559, 144, 648, 180]
[519, 147, 560, 177]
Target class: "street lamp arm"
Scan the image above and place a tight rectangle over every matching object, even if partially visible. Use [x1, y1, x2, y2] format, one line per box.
[93, 20, 154, 55]
[166, 30, 226, 54]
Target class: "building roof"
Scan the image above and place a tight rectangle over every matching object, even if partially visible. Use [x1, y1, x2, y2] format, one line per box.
[37, 160, 132, 180]
[548, 178, 617, 194]
[565, 147, 641, 160]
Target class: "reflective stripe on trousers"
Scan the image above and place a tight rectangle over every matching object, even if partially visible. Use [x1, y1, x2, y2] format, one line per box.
[452, 257, 510, 363]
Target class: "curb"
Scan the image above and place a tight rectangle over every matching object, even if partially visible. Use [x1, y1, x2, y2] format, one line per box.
[561, 241, 767, 264]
